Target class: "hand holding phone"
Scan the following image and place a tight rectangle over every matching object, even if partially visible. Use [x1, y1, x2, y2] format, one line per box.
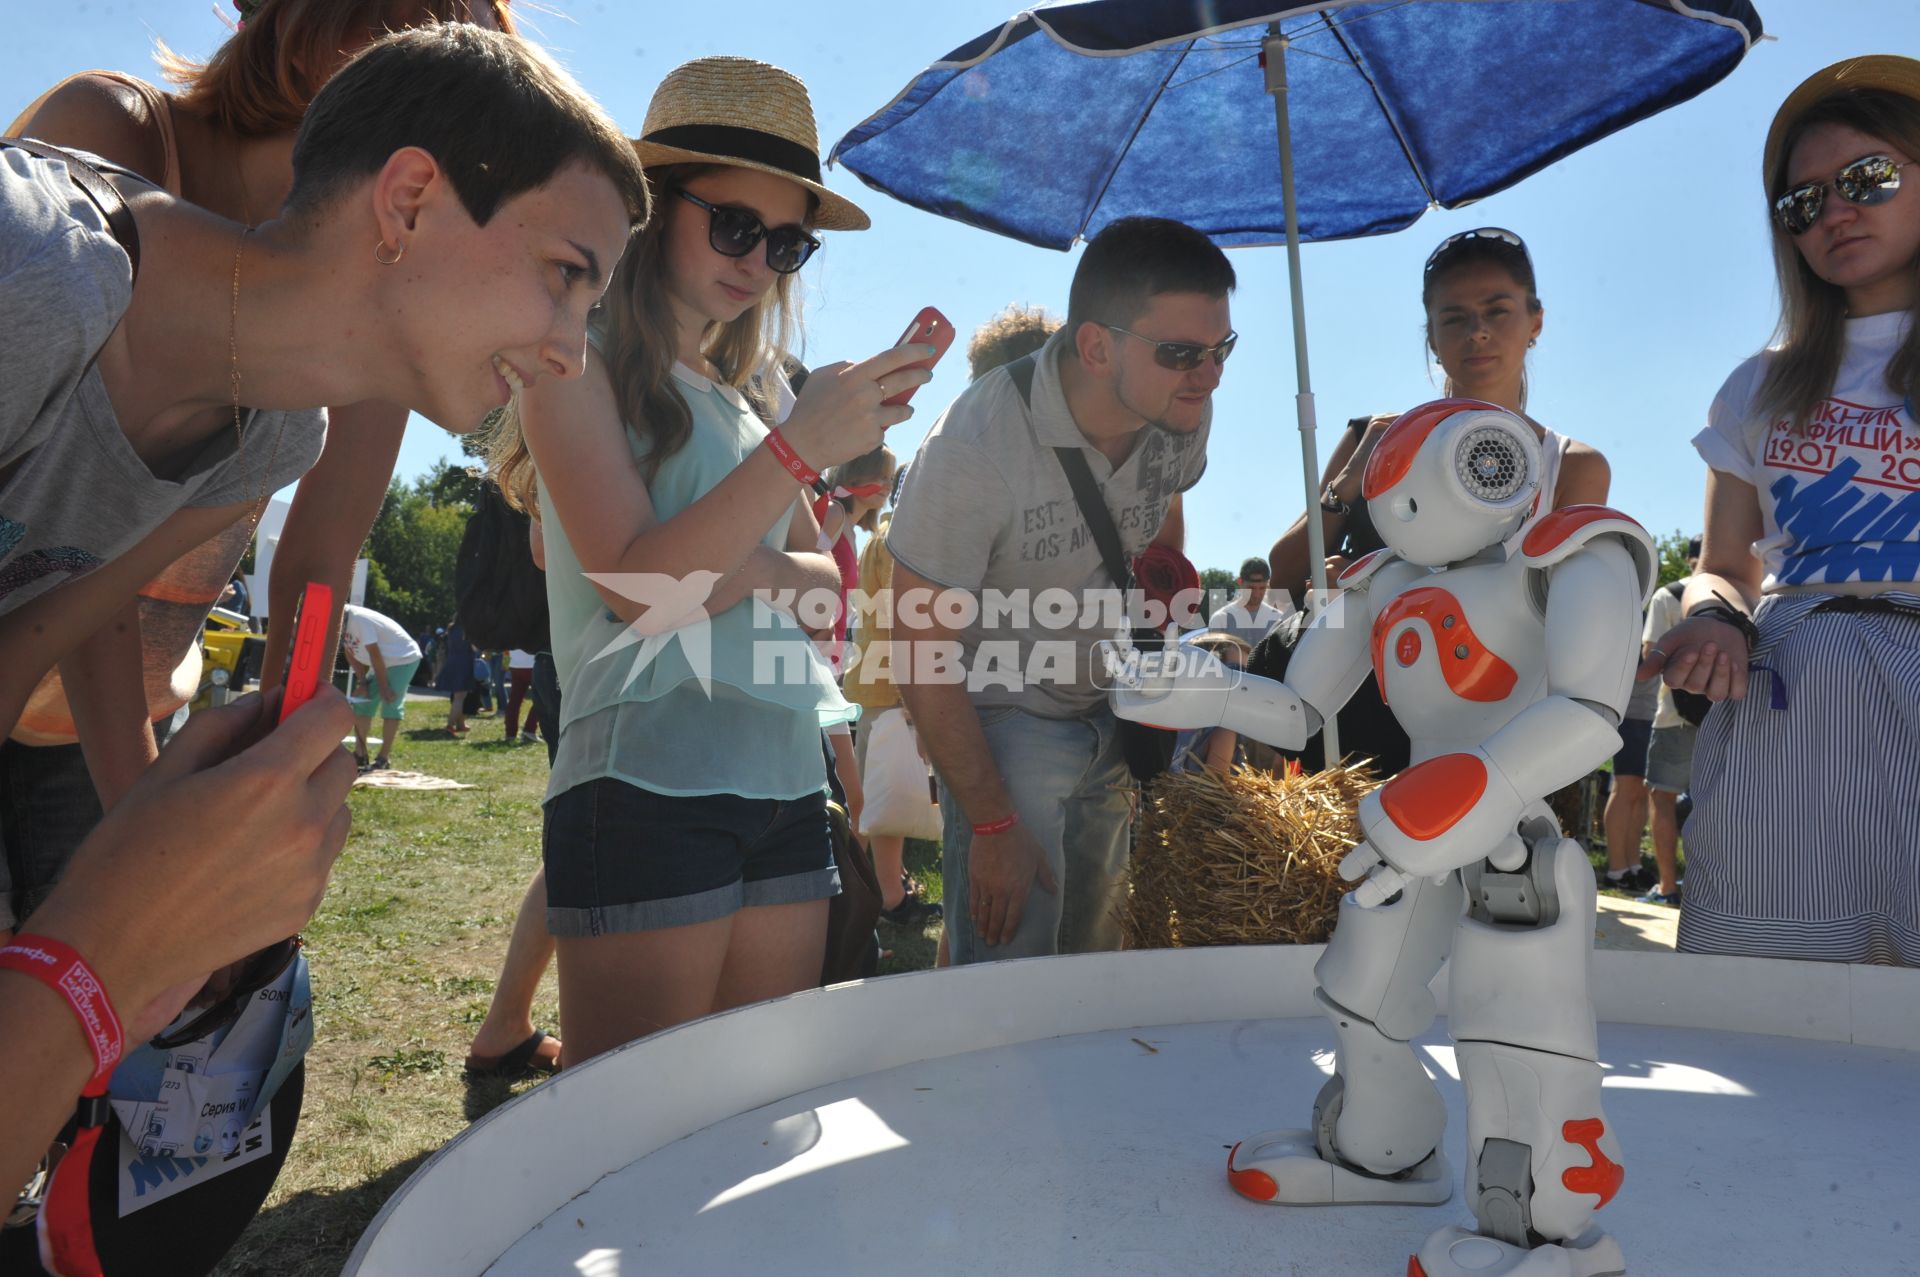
[882, 306, 954, 408]
[277, 582, 334, 724]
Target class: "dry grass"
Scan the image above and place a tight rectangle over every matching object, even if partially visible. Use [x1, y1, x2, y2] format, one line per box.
[1121, 761, 1380, 950]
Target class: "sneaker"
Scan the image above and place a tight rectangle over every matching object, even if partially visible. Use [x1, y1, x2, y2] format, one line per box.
[520, 731, 539, 743]
[370, 757, 391, 772]
[1636, 886, 1681, 907]
[1606, 866, 1656, 894]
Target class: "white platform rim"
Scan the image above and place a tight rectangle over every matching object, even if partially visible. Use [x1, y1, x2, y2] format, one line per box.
[343, 946, 1920, 1276]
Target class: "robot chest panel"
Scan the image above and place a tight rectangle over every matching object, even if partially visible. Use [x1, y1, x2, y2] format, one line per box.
[1368, 563, 1544, 729]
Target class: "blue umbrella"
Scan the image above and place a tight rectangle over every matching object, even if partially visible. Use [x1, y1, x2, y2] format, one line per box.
[830, 0, 1763, 757]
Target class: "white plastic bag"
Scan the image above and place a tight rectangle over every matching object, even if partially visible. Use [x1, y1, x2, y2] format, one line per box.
[858, 707, 941, 841]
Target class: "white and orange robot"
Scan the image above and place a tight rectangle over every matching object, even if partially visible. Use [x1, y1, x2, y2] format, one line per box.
[1111, 399, 1656, 1277]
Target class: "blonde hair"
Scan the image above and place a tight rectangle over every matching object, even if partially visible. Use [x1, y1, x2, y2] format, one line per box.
[967, 304, 1061, 380]
[825, 445, 897, 534]
[488, 162, 804, 511]
[155, 0, 514, 137]
[1757, 89, 1920, 432]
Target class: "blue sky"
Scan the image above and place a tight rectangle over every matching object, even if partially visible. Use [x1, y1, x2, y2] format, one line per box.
[8, 1, 1917, 575]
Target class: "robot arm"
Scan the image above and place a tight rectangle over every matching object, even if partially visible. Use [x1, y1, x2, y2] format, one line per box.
[1349, 540, 1643, 886]
[1110, 583, 1383, 750]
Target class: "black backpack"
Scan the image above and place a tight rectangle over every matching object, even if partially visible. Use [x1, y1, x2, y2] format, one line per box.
[453, 485, 550, 652]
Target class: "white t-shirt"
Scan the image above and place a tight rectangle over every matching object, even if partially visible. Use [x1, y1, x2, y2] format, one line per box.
[508, 649, 535, 670]
[1693, 312, 1920, 591]
[340, 604, 421, 666]
[1643, 583, 1687, 729]
[1207, 596, 1289, 645]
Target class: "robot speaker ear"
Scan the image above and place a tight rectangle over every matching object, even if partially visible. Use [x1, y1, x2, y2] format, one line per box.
[1454, 420, 1535, 507]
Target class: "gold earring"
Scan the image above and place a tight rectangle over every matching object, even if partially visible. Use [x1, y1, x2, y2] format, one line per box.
[374, 238, 405, 266]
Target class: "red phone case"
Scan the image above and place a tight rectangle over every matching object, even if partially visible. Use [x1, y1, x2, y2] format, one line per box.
[277, 582, 334, 724]
[882, 306, 954, 408]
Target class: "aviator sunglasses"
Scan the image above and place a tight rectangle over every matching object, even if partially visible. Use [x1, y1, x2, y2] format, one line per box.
[1774, 154, 1910, 236]
[677, 188, 821, 274]
[1104, 325, 1238, 371]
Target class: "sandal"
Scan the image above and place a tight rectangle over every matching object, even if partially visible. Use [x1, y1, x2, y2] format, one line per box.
[464, 1030, 562, 1080]
[880, 896, 943, 927]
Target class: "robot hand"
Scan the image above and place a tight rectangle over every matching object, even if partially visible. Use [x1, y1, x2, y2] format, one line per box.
[1355, 748, 1526, 880]
[1107, 644, 1238, 731]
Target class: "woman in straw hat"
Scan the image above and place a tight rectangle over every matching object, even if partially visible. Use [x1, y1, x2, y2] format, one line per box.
[487, 56, 935, 1063]
[1643, 55, 1920, 967]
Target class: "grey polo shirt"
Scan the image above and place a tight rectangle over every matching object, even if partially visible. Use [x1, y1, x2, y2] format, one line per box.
[886, 329, 1209, 719]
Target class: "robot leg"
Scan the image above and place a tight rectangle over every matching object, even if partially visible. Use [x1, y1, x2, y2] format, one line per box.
[1412, 832, 1626, 1277]
[1227, 870, 1464, 1206]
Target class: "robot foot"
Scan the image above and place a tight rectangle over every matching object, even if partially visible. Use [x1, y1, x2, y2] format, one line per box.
[1410, 1224, 1624, 1277]
[1226, 1129, 1452, 1206]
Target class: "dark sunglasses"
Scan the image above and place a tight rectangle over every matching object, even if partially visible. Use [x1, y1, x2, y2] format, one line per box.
[149, 937, 301, 1050]
[1104, 324, 1238, 371]
[1425, 226, 1531, 273]
[1774, 154, 1909, 236]
[676, 189, 821, 275]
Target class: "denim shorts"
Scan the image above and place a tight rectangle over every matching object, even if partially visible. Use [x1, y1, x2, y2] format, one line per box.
[1611, 716, 1653, 779]
[1645, 722, 1697, 794]
[542, 778, 839, 936]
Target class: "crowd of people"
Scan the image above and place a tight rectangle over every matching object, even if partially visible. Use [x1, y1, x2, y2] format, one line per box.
[1, 3, 1916, 1266]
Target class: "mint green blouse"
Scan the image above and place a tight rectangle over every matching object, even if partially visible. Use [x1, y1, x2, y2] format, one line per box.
[540, 361, 855, 802]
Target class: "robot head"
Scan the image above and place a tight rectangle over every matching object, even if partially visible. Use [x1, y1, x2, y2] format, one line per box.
[1361, 399, 1542, 566]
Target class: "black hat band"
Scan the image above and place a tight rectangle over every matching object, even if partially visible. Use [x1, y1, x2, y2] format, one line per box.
[643, 124, 822, 186]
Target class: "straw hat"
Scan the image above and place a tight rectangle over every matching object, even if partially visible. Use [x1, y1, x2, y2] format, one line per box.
[632, 56, 869, 231]
[1763, 55, 1920, 187]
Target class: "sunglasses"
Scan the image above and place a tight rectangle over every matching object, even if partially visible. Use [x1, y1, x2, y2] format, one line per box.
[1773, 154, 1909, 236]
[676, 189, 821, 274]
[1104, 324, 1238, 371]
[1425, 226, 1531, 273]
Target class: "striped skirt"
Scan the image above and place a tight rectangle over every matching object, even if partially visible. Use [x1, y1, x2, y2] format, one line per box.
[1677, 591, 1920, 966]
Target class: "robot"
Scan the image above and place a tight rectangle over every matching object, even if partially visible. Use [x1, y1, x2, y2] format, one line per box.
[1112, 400, 1656, 1277]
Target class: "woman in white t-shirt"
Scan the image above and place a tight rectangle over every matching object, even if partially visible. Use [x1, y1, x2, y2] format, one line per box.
[1647, 56, 1920, 967]
[339, 604, 423, 771]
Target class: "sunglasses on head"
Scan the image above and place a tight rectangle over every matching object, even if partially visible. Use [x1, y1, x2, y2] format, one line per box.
[1773, 154, 1909, 236]
[676, 188, 821, 275]
[1424, 226, 1531, 274]
[1104, 324, 1238, 371]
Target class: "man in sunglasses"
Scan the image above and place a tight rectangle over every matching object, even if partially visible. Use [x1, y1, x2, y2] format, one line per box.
[888, 217, 1235, 966]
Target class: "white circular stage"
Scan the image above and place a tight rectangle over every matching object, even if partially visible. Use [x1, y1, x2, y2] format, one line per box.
[345, 948, 1920, 1276]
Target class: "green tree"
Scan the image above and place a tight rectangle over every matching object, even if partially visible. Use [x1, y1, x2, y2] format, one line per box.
[1199, 566, 1236, 593]
[361, 461, 477, 636]
[1652, 528, 1699, 589]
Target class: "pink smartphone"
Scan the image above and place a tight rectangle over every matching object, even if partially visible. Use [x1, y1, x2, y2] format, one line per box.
[277, 582, 333, 724]
[882, 307, 954, 409]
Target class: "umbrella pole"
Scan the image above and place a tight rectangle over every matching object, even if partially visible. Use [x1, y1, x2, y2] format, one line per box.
[1263, 26, 1340, 765]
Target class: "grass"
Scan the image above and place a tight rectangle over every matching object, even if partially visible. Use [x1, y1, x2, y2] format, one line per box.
[212, 699, 945, 1275]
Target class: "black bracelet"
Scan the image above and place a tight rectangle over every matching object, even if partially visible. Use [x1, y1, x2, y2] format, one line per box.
[1685, 597, 1759, 649]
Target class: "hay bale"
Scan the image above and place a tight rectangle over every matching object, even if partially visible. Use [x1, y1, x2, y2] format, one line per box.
[1121, 762, 1379, 949]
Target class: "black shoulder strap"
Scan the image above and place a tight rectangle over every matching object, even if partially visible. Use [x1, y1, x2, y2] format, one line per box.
[1006, 351, 1038, 407]
[1006, 349, 1131, 592]
[1054, 446, 1132, 593]
[1665, 579, 1685, 600]
[2, 137, 140, 281]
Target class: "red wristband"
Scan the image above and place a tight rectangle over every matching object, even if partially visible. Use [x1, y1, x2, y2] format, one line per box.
[972, 812, 1019, 836]
[0, 933, 124, 1082]
[762, 427, 821, 487]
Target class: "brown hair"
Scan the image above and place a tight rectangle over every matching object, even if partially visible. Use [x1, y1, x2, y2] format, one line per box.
[825, 445, 897, 534]
[1421, 235, 1543, 409]
[156, 0, 514, 137]
[967, 304, 1061, 379]
[1757, 89, 1920, 432]
[283, 24, 648, 228]
[488, 162, 804, 510]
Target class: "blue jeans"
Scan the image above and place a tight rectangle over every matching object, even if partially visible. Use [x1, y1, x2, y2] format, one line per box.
[939, 704, 1132, 965]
